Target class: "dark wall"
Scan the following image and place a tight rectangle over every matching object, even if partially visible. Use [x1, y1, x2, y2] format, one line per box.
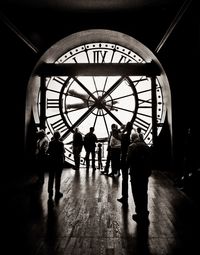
[157, 1, 199, 177]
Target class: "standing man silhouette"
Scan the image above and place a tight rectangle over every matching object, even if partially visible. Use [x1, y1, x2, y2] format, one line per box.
[117, 121, 132, 205]
[72, 127, 83, 170]
[127, 133, 152, 223]
[84, 127, 98, 171]
[101, 123, 117, 175]
[47, 130, 65, 201]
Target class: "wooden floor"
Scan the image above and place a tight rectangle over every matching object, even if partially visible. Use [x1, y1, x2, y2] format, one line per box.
[2, 167, 200, 255]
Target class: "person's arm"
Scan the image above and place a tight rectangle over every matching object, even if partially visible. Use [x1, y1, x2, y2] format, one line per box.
[110, 136, 115, 147]
[43, 139, 49, 153]
[126, 143, 136, 166]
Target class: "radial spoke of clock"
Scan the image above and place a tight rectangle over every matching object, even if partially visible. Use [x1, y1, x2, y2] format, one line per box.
[101, 109, 110, 136]
[106, 92, 134, 103]
[100, 76, 125, 101]
[137, 88, 152, 95]
[109, 105, 135, 114]
[93, 108, 100, 128]
[102, 76, 109, 92]
[92, 77, 100, 98]
[126, 76, 148, 88]
[60, 104, 97, 140]
[101, 106, 123, 126]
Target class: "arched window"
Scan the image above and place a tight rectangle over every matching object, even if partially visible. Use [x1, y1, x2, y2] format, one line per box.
[26, 29, 171, 165]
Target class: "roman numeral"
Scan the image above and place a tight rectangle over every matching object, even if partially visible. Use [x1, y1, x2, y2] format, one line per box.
[93, 50, 108, 63]
[72, 56, 77, 63]
[51, 118, 66, 133]
[47, 99, 60, 108]
[134, 117, 150, 132]
[138, 98, 152, 108]
[53, 77, 66, 85]
[118, 55, 131, 63]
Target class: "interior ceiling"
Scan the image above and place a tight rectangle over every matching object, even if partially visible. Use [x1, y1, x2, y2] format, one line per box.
[0, 0, 192, 55]
[0, 0, 184, 11]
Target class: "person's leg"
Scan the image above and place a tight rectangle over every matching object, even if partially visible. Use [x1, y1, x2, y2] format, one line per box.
[137, 178, 149, 217]
[91, 150, 96, 170]
[117, 165, 128, 204]
[131, 179, 140, 214]
[112, 148, 118, 175]
[85, 151, 90, 170]
[131, 177, 149, 221]
[103, 148, 111, 174]
[73, 147, 80, 170]
[55, 168, 63, 198]
[108, 149, 115, 176]
[122, 166, 129, 199]
[116, 149, 121, 176]
[48, 169, 55, 198]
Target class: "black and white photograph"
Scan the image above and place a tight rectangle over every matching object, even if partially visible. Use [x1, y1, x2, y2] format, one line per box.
[1, 0, 199, 254]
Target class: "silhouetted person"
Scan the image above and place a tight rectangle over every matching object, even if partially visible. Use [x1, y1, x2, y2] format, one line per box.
[117, 121, 132, 205]
[127, 133, 152, 223]
[137, 127, 144, 141]
[35, 129, 49, 185]
[72, 127, 83, 170]
[84, 127, 98, 171]
[108, 127, 121, 177]
[101, 123, 117, 175]
[97, 143, 103, 170]
[47, 130, 65, 201]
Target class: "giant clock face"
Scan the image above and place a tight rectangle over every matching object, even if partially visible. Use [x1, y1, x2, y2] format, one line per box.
[31, 29, 169, 165]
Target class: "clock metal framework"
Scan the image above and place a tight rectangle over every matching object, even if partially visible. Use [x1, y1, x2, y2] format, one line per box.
[26, 29, 171, 166]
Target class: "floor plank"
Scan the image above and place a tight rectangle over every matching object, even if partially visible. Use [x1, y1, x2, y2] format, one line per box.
[2, 168, 200, 255]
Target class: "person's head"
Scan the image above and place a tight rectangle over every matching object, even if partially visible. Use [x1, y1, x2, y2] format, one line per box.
[126, 122, 132, 132]
[120, 124, 125, 131]
[112, 128, 119, 138]
[137, 127, 142, 133]
[111, 123, 117, 130]
[98, 143, 102, 147]
[37, 129, 46, 139]
[131, 132, 139, 143]
[75, 127, 79, 133]
[53, 130, 61, 140]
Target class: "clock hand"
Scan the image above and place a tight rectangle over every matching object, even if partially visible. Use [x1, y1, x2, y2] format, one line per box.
[66, 102, 91, 109]
[104, 100, 118, 111]
[68, 89, 89, 101]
